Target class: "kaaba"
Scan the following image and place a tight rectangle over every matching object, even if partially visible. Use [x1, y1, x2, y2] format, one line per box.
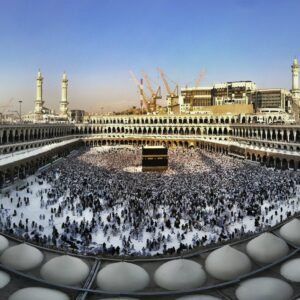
[142, 146, 168, 172]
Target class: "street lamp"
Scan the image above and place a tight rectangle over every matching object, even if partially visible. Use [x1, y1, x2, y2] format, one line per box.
[18, 100, 22, 122]
[100, 107, 104, 128]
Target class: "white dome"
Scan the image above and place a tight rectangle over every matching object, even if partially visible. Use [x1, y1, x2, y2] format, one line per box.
[176, 295, 222, 300]
[0, 270, 10, 289]
[279, 219, 300, 245]
[246, 233, 289, 264]
[280, 258, 300, 282]
[236, 277, 293, 300]
[96, 262, 150, 292]
[8, 287, 70, 300]
[40, 255, 89, 285]
[97, 298, 139, 300]
[1, 243, 43, 271]
[205, 245, 251, 281]
[154, 259, 206, 290]
[0, 235, 9, 253]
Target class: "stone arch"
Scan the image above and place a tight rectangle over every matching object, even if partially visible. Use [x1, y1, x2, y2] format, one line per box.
[289, 159, 295, 170]
[269, 156, 275, 168]
[275, 157, 281, 169]
[282, 158, 288, 170]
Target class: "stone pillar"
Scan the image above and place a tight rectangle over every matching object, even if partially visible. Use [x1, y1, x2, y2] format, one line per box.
[280, 130, 284, 141]
[12, 130, 15, 143]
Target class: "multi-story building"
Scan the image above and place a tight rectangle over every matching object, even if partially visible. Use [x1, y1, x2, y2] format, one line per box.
[212, 81, 256, 105]
[70, 109, 85, 123]
[166, 94, 179, 114]
[251, 89, 290, 112]
[179, 81, 257, 113]
[179, 87, 213, 113]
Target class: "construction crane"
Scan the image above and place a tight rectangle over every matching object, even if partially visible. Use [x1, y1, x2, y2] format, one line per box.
[0, 98, 14, 114]
[0, 98, 14, 122]
[157, 67, 179, 113]
[130, 71, 151, 113]
[195, 69, 206, 87]
[157, 67, 178, 97]
[141, 70, 161, 113]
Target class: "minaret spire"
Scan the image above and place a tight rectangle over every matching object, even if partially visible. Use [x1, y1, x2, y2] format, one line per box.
[292, 57, 299, 91]
[291, 57, 300, 102]
[60, 71, 69, 119]
[34, 69, 44, 120]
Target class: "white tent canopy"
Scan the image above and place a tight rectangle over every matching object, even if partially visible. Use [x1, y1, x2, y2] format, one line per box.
[246, 233, 289, 264]
[0, 270, 10, 289]
[279, 218, 300, 245]
[40, 255, 90, 285]
[205, 245, 251, 281]
[96, 298, 140, 300]
[280, 258, 300, 282]
[0, 243, 43, 271]
[96, 262, 150, 292]
[176, 295, 222, 300]
[235, 277, 293, 300]
[0, 236, 9, 253]
[154, 259, 206, 290]
[8, 287, 70, 300]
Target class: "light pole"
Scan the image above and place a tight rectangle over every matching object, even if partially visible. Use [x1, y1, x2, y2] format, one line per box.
[101, 107, 104, 128]
[18, 100, 22, 122]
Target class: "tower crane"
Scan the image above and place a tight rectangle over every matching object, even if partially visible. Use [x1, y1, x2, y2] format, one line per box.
[130, 71, 150, 113]
[141, 70, 161, 113]
[157, 67, 179, 113]
[195, 69, 206, 87]
[0, 98, 14, 122]
[0, 98, 14, 114]
[157, 67, 178, 97]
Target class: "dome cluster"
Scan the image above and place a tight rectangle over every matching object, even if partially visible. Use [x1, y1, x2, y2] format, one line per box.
[0, 217, 299, 299]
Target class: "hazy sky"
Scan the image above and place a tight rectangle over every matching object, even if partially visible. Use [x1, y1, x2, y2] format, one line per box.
[0, 0, 299, 114]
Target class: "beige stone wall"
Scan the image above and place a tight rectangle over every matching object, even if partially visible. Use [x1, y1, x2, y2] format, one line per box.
[192, 104, 254, 114]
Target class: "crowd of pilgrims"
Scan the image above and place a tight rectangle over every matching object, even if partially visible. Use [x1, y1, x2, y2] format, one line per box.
[0, 146, 299, 256]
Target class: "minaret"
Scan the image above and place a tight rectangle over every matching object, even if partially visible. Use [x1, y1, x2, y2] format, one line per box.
[34, 70, 44, 119]
[291, 58, 300, 102]
[60, 72, 69, 118]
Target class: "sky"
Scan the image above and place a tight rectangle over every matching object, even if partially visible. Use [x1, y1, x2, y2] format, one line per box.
[0, 0, 299, 114]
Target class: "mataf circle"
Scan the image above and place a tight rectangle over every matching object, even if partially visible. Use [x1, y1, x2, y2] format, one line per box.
[96, 262, 150, 292]
[205, 245, 251, 281]
[246, 232, 289, 264]
[0, 243, 43, 271]
[40, 255, 90, 285]
[279, 218, 300, 245]
[235, 277, 293, 300]
[154, 259, 206, 290]
[8, 287, 70, 300]
[280, 258, 300, 282]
